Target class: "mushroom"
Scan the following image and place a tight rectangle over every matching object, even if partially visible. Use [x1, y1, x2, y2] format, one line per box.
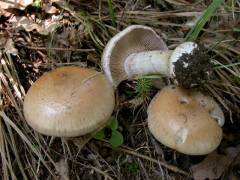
[23, 66, 115, 137]
[147, 85, 224, 155]
[102, 25, 211, 88]
[191, 91, 225, 126]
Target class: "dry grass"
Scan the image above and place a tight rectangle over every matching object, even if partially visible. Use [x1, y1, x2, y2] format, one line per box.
[0, 0, 240, 179]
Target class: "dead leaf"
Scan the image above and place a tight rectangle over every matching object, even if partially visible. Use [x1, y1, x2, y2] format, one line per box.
[4, 38, 18, 55]
[0, 0, 33, 10]
[43, 3, 59, 14]
[0, 8, 11, 17]
[55, 159, 69, 180]
[190, 145, 240, 180]
[52, 0, 65, 7]
[0, 34, 18, 56]
[223, 147, 240, 180]
[9, 15, 62, 35]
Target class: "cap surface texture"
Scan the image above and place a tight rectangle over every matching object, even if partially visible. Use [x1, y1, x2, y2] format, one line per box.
[23, 66, 115, 137]
[148, 86, 223, 155]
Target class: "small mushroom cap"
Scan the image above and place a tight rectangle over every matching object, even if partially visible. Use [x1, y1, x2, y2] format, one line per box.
[23, 66, 115, 137]
[148, 86, 223, 155]
[102, 25, 168, 86]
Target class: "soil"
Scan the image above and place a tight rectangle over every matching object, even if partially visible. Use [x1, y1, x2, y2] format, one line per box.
[173, 45, 213, 89]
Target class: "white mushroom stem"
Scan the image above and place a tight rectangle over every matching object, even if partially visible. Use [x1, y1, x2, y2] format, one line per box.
[123, 42, 198, 80]
[124, 50, 173, 78]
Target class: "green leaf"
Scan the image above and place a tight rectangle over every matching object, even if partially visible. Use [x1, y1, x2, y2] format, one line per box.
[107, 117, 118, 131]
[33, 0, 42, 8]
[93, 129, 105, 140]
[126, 162, 139, 174]
[233, 28, 240, 32]
[107, 0, 116, 26]
[135, 76, 153, 98]
[185, 0, 224, 41]
[109, 130, 123, 147]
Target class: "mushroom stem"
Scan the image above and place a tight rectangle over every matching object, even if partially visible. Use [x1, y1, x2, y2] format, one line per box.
[124, 50, 173, 78]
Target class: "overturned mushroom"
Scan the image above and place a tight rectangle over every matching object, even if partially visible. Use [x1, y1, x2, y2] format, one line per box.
[23, 66, 115, 137]
[102, 25, 211, 88]
[147, 85, 224, 155]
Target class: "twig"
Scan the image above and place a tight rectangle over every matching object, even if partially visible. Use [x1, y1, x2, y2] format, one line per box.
[23, 46, 95, 52]
[105, 143, 190, 176]
[78, 163, 114, 180]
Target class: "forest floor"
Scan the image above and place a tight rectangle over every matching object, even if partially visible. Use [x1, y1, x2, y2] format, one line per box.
[0, 0, 240, 179]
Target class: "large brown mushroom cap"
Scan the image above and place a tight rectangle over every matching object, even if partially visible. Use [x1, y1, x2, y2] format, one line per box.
[148, 86, 223, 155]
[102, 25, 168, 86]
[23, 66, 115, 137]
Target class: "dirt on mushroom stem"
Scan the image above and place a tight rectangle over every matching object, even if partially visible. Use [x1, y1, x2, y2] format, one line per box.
[173, 46, 213, 89]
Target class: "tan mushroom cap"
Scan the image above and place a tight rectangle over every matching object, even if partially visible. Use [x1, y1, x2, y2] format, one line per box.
[148, 86, 223, 155]
[192, 91, 225, 126]
[23, 66, 115, 137]
[102, 25, 168, 86]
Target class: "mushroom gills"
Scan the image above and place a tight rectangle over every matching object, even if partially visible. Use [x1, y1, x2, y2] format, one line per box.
[102, 25, 212, 88]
